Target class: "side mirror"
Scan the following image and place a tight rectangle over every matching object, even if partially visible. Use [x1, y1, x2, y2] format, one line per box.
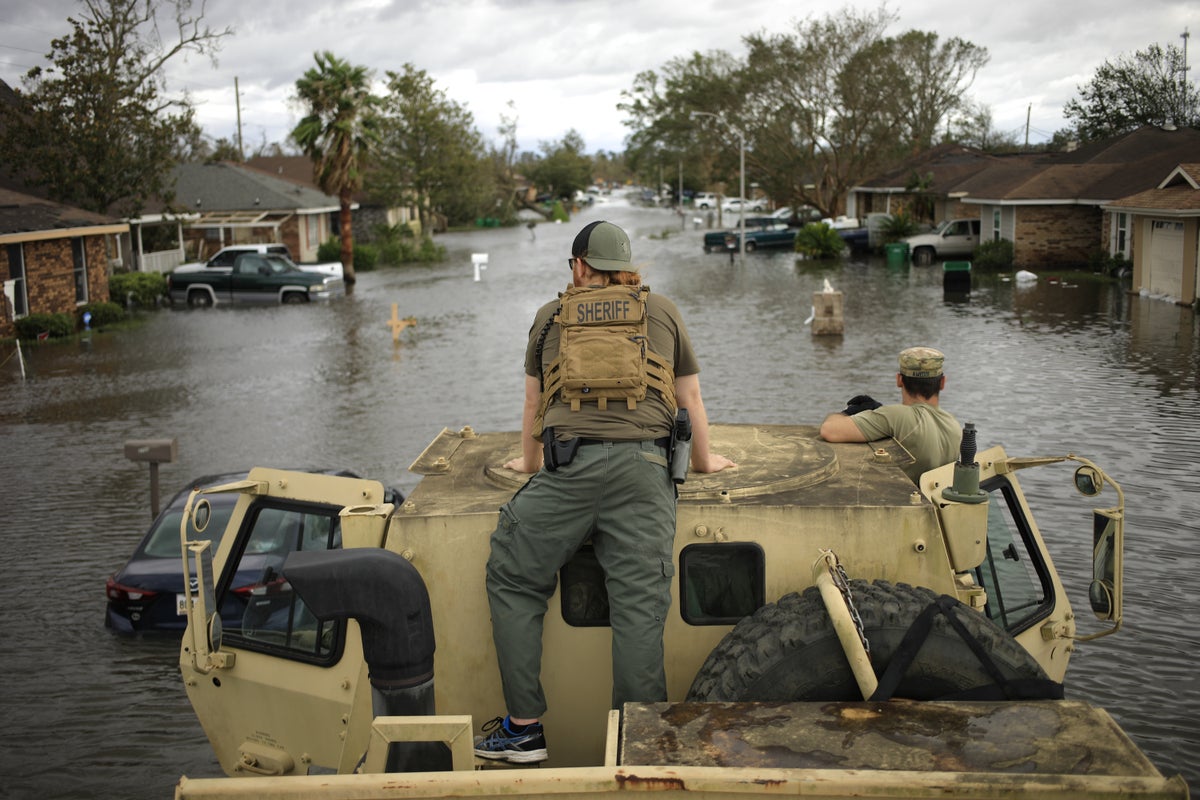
[1074, 465, 1103, 497]
[1088, 508, 1123, 623]
[192, 498, 212, 532]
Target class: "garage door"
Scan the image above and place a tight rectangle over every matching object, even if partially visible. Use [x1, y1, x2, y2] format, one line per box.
[1147, 219, 1184, 299]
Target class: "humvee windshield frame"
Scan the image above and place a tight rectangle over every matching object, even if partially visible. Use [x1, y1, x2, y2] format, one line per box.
[216, 498, 348, 666]
[974, 477, 1054, 635]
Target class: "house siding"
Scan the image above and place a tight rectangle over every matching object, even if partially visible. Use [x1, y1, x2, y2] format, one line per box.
[0, 235, 110, 339]
[1011, 206, 1101, 269]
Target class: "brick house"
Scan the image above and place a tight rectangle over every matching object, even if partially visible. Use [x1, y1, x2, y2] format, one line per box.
[160, 161, 348, 265]
[0, 187, 127, 339]
[1104, 164, 1200, 306]
[850, 126, 1200, 271]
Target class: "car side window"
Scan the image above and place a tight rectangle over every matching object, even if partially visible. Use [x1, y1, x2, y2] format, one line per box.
[219, 502, 344, 663]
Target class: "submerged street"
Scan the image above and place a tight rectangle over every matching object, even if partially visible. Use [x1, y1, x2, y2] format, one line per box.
[1, 196, 1197, 798]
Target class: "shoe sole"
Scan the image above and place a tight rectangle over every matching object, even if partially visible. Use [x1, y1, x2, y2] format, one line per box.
[474, 748, 548, 764]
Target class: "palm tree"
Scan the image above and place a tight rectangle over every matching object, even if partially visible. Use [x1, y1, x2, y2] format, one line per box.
[292, 51, 379, 284]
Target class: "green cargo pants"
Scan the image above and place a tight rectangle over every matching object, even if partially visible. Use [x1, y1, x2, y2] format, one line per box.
[485, 438, 676, 718]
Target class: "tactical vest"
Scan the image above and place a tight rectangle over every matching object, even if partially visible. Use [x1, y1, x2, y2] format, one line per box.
[534, 284, 676, 438]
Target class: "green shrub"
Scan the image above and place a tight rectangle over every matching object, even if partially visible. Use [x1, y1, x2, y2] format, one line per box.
[415, 236, 446, 262]
[973, 239, 1014, 270]
[878, 211, 919, 243]
[15, 312, 74, 340]
[352, 242, 378, 272]
[109, 271, 167, 308]
[1086, 249, 1132, 278]
[794, 223, 846, 259]
[78, 302, 125, 328]
[317, 237, 341, 262]
[375, 235, 446, 265]
[550, 200, 569, 223]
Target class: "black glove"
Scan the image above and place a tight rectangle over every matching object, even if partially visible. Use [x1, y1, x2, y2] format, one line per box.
[842, 394, 882, 415]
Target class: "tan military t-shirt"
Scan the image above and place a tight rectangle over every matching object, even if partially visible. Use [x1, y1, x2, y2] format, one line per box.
[851, 403, 962, 482]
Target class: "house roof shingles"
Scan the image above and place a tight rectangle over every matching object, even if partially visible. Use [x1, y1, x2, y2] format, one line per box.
[0, 188, 127, 241]
[165, 161, 343, 215]
[1106, 163, 1200, 215]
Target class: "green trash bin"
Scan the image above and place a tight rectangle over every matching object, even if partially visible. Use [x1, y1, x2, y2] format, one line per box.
[885, 242, 910, 264]
[943, 260, 971, 292]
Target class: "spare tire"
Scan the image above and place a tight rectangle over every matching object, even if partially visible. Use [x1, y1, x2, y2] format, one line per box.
[687, 580, 1055, 702]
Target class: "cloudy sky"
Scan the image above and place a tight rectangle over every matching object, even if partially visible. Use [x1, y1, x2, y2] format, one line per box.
[0, 0, 1195, 155]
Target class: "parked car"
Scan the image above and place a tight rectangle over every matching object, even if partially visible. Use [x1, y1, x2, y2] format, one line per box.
[105, 469, 402, 634]
[694, 192, 719, 209]
[167, 253, 344, 307]
[721, 197, 767, 214]
[175, 243, 343, 280]
[702, 218, 797, 253]
[904, 218, 981, 264]
[770, 206, 823, 223]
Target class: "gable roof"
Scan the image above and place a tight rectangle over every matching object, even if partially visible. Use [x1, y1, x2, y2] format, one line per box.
[963, 126, 1200, 205]
[856, 126, 1200, 209]
[0, 187, 127, 244]
[853, 143, 1028, 196]
[165, 161, 345, 216]
[1105, 163, 1200, 216]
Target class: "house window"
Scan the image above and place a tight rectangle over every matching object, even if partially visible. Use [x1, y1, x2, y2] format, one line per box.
[303, 215, 321, 252]
[72, 237, 89, 304]
[1113, 213, 1129, 257]
[5, 244, 28, 318]
[992, 208, 1001, 242]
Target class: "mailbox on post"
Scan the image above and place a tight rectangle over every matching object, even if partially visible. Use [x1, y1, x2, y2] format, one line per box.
[124, 438, 178, 518]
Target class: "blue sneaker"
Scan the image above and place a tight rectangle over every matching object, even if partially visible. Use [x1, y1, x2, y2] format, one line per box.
[473, 716, 548, 763]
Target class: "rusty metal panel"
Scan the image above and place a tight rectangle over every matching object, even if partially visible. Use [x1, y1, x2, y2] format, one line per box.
[618, 701, 1164, 777]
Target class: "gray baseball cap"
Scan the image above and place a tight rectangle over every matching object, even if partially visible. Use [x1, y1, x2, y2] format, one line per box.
[571, 221, 633, 272]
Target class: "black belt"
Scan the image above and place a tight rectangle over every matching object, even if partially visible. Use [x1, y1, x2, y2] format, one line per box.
[578, 436, 671, 449]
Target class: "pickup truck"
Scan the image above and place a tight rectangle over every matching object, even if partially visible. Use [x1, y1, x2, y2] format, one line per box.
[905, 218, 982, 264]
[167, 252, 344, 307]
[174, 243, 344, 280]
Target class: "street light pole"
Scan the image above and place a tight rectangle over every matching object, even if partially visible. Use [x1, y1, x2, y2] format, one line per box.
[690, 111, 746, 266]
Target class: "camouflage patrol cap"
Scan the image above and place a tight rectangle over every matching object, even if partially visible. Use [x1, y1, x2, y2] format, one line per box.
[898, 347, 945, 378]
[572, 220, 634, 272]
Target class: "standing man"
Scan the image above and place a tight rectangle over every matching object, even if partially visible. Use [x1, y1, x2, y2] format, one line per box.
[819, 346, 961, 484]
[475, 220, 735, 764]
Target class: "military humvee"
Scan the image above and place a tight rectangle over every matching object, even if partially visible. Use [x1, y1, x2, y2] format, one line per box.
[175, 423, 1188, 799]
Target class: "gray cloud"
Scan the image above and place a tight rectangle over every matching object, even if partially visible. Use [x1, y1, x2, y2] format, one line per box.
[0, 0, 1195, 153]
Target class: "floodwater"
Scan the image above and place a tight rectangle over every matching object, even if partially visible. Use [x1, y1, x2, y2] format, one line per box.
[0, 196, 1196, 799]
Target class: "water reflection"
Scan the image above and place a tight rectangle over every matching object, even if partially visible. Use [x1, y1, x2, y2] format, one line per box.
[0, 197, 1196, 798]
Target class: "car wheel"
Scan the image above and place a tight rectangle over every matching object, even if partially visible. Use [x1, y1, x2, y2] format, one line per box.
[744, 240, 758, 252]
[282, 292, 308, 305]
[913, 247, 935, 266]
[187, 290, 213, 308]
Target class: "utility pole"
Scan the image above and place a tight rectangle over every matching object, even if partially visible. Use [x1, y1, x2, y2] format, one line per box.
[1025, 104, 1031, 149]
[1182, 29, 1191, 123]
[235, 76, 244, 162]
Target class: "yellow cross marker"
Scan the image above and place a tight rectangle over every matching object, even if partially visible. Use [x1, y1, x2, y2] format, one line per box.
[387, 303, 417, 343]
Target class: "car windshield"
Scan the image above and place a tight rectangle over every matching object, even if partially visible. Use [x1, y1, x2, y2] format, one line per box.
[141, 496, 238, 558]
[264, 254, 301, 274]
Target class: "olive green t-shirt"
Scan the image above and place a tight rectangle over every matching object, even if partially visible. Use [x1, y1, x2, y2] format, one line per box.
[850, 403, 962, 483]
[525, 287, 698, 441]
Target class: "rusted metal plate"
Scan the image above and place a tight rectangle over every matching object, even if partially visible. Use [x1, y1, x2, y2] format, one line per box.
[619, 701, 1165, 777]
